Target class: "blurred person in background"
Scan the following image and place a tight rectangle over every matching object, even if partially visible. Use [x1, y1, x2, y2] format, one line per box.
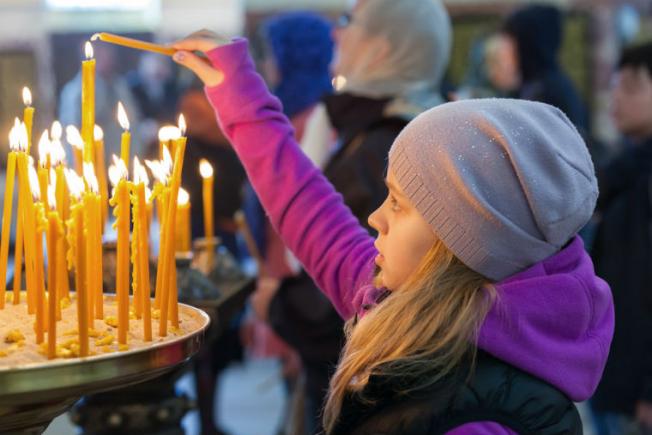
[59, 42, 141, 159]
[590, 42, 652, 435]
[241, 11, 336, 435]
[500, 4, 589, 135]
[126, 52, 181, 148]
[248, 1, 452, 433]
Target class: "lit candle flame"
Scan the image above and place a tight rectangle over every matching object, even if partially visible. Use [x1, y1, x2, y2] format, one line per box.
[117, 102, 130, 131]
[64, 169, 84, 200]
[17, 122, 28, 153]
[8, 125, 18, 152]
[177, 188, 189, 206]
[109, 155, 128, 186]
[22, 87, 32, 107]
[65, 125, 84, 150]
[158, 125, 180, 142]
[50, 121, 63, 141]
[83, 162, 100, 194]
[50, 139, 67, 166]
[28, 163, 41, 202]
[145, 159, 167, 185]
[133, 157, 149, 186]
[38, 130, 51, 167]
[94, 125, 104, 141]
[85, 41, 94, 60]
[48, 183, 57, 211]
[199, 159, 214, 178]
[178, 114, 186, 136]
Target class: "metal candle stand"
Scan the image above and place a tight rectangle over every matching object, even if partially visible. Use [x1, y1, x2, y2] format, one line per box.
[68, 238, 254, 434]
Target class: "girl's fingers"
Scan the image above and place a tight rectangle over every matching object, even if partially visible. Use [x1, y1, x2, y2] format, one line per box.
[171, 29, 230, 53]
[172, 50, 224, 87]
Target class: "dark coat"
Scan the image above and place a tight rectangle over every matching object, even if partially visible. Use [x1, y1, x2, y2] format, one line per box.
[330, 351, 581, 435]
[503, 4, 589, 134]
[591, 138, 652, 414]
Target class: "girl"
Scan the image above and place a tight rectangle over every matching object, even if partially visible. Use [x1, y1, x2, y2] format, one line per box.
[171, 30, 614, 434]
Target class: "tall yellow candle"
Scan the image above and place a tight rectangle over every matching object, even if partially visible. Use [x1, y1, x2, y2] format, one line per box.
[82, 42, 95, 164]
[73, 200, 89, 356]
[37, 131, 51, 212]
[0, 127, 18, 308]
[19, 127, 39, 315]
[176, 188, 191, 252]
[46, 189, 62, 359]
[158, 115, 186, 336]
[22, 87, 34, 154]
[136, 183, 153, 341]
[199, 159, 215, 267]
[94, 125, 109, 228]
[31, 191, 46, 344]
[91, 32, 176, 56]
[109, 157, 130, 344]
[54, 159, 70, 304]
[117, 102, 131, 173]
[83, 162, 101, 326]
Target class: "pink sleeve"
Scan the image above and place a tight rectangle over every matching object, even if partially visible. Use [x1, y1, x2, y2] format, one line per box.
[203, 39, 376, 320]
[445, 422, 519, 435]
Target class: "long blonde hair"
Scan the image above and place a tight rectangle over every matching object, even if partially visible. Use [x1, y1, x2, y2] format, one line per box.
[323, 238, 495, 433]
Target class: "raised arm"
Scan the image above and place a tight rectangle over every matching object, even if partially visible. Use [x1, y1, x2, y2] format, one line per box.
[173, 36, 377, 319]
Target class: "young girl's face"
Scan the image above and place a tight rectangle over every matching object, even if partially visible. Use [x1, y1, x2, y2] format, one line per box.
[368, 169, 436, 290]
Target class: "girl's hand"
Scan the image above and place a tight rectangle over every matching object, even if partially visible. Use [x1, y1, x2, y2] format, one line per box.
[171, 29, 230, 87]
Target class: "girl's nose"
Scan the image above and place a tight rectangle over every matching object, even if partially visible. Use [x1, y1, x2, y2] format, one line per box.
[368, 207, 386, 234]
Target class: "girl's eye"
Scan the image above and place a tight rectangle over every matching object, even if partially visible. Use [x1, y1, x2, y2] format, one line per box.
[390, 195, 401, 212]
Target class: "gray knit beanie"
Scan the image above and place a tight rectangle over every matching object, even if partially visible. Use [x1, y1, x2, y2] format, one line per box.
[388, 98, 598, 281]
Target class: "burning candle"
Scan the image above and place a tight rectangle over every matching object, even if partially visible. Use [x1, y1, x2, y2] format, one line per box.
[157, 115, 186, 335]
[146, 158, 169, 310]
[82, 41, 95, 164]
[37, 131, 51, 212]
[83, 162, 102, 325]
[51, 141, 70, 304]
[13, 121, 30, 307]
[109, 156, 130, 345]
[0, 126, 18, 308]
[22, 87, 34, 154]
[176, 188, 191, 252]
[28, 163, 46, 343]
[199, 159, 215, 267]
[66, 125, 84, 175]
[117, 102, 131, 172]
[66, 171, 89, 357]
[132, 157, 152, 340]
[46, 186, 62, 359]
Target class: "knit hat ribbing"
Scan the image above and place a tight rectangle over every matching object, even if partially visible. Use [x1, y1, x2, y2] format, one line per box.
[388, 98, 598, 280]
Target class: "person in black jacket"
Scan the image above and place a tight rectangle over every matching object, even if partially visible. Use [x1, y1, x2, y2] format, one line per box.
[500, 4, 589, 135]
[590, 42, 652, 435]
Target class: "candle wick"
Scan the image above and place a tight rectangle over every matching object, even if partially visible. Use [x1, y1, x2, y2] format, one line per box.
[90, 33, 101, 41]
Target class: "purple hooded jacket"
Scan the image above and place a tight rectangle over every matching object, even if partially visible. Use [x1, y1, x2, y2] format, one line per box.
[203, 39, 614, 434]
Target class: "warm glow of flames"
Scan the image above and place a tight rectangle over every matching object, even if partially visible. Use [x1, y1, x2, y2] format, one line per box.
[38, 130, 50, 167]
[66, 125, 83, 150]
[50, 140, 66, 166]
[158, 125, 180, 142]
[332, 75, 347, 91]
[22, 86, 32, 107]
[28, 163, 40, 201]
[85, 41, 94, 60]
[8, 125, 18, 152]
[94, 125, 104, 141]
[162, 146, 173, 175]
[17, 122, 28, 153]
[117, 102, 130, 131]
[83, 162, 99, 194]
[177, 188, 189, 206]
[145, 159, 167, 185]
[108, 155, 128, 186]
[145, 187, 153, 203]
[178, 114, 186, 136]
[48, 183, 57, 211]
[199, 159, 213, 179]
[64, 169, 84, 200]
[50, 121, 63, 141]
[133, 157, 149, 186]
